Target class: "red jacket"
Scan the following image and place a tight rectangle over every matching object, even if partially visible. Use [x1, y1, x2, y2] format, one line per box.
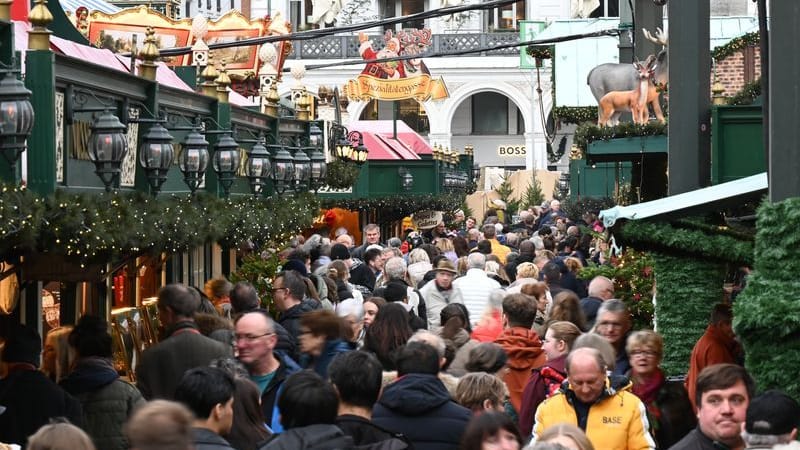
[495, 327, 546, 413]
[684, 324, 740, 411]
[518, 354, 567, 436]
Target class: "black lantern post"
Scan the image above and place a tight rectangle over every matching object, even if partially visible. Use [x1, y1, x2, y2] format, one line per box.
[179, 127, 209, 195]
[399, 167, 414, 191]
[212, 133, 240, 197]
[0, 70, 34, 176]
[245, 136, 271, 197]
[292, 145, 311, 193]
[558, 172, 571, 199]
[139, 122, 174, 194]
[349, 131, 368, 165]
[88, 110, 128, 192]
[270, 141, 295, 195]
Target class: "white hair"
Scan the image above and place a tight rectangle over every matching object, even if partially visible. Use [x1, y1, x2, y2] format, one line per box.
[467, 252, 486, 269]
[335, 298, 364, 320]
[408, 330, 446, 358]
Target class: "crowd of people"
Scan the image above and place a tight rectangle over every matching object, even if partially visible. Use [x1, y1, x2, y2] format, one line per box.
[0, 199, 797, 450]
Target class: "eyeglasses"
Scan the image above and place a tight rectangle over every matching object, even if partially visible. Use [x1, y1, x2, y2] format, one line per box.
[271, 287, 288, 294]
[234, 332, 275, 342]
[597, 321, 625, 329]
[630, 350, 659, 358]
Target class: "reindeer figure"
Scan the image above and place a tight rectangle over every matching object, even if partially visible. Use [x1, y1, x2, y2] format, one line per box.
[597, 55, 657, 127]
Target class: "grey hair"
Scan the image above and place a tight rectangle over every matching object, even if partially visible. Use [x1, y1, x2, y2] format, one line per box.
[383, 257, 407, 281]
[588, 276, 614, 298]
[573, 333, 616, 371]
[597, 298, 629, 317]
[741, 431, 793, 447]
[566, 347, 607, 374]
[488, 288, 506, 309]
[408, 330, 446, 358]
[408, 248, 430, 264]
[467, 252, 486, 269]
[529, 236, 544, 250]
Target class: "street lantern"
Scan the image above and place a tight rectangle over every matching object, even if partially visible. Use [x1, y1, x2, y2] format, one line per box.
[212, 133, 240, 197]
[292, 146, 311, 193]
[245, 137, 271, 196]
[270, 143, 295, 195]
[558, 172, 571, 199]
[348, 131, 368, 165]
[0, 71, 34, 174]
[309, 146, 326, 192]
[179, 127, 209, 195]
[88, 109, 128, 192]
[139, 122, 174, 194]
[309, 121, 323, 149]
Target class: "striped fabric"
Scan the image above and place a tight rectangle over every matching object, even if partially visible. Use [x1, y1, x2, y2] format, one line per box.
[59, 0, 121, 14]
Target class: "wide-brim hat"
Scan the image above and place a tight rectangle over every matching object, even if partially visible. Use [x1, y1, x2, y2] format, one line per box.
[433, 259, 457, 274]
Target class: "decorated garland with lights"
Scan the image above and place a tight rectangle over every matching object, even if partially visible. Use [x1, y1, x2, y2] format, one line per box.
[711, 31, 759, 62]
[552, 106, 598, 125]
[728, 77, 762, 106]
[0, 185, 319, 263]
[325, 160, 362, 190]
[572, 121, 668, 152]
[322, 193, 465, 225]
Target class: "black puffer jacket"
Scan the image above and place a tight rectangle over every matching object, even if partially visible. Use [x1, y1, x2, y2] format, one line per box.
[259, 424, 353, 450]
[60, 357, 144, 450]
[373, 373, 471, 450]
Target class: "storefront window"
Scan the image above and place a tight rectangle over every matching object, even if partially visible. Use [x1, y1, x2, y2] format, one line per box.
[472, 92, 508, 135]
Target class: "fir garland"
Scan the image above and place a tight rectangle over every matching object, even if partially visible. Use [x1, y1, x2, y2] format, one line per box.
[573, 121, 668, 152]
[325, 160, 362, 190]
[654, 254, 726, 376]
[562, 197, 615, 222]
[553, 106, 598, 125]
[322, 193, 465, 225]
[711, 32, 759, 62]
[728, 78, 762, 106]
[0, 185, 319, 263]
[618, 220, 754, 265]
[734, 198, 800, 400]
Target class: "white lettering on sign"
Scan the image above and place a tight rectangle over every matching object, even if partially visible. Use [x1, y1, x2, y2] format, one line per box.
[497, 145, 526, 157]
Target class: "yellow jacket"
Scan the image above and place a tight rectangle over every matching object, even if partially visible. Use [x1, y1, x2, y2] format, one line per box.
[532, 380, 656, 450]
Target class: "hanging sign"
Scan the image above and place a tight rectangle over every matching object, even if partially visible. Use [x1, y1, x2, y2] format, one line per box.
[413, 210, 444, 229]
[344, 29, 449, 102]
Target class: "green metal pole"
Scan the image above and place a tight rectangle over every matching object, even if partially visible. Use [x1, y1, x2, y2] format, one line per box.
[26, 50, 57, 196]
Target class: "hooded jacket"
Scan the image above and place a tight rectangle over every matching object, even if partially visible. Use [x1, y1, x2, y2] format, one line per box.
[259, 424, 353, 450]
[531, 378, 656, 450]
[519, 354, 567, 437]
[494, 327, 546, 412]
[372, 373, 471, 450]
[60, 357, 144, 450]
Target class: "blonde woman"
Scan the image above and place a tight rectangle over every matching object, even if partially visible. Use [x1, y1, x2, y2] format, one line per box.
[42, 326, 75, 383]
[455, 372, 508, 413]
[506, 262, 540, 294]
[435, 238, 458, 264]
[406, 248, 432, 287]
[28, 422, 96, 450]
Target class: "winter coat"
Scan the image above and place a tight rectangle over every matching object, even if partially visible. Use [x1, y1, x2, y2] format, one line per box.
[580, 296, 603, 329]
[684, 324, 741, 411]
[668, 428, 724, 450]
[278, 299, 321, 344]
[518, 354, 567, 437]
[419, 281, 464, 333]
[300, 339, 353, 378]
[60, 357, 145, 450]
[471, 309, 503, 343]
[445, 329, 478, 377]
[259, 424, 353, 450]
[135, 321, 232, 400]
[0, 366, 84, 448]
[531, 378, 656, 450]
[630, 376, 696, 449]
[494, 327, 546, 413]
[335, 414, 412, 448]
[452, 268, 501, 326]
[260, 352, 302, 431]
[192, 427, 236, 450]
[373, 373, 472, 450]
[350, 263, 378, 293]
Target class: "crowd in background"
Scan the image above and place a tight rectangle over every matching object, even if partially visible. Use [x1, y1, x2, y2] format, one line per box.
[1, 199, 798, 450]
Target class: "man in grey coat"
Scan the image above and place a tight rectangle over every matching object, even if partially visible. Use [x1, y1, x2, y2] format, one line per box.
[136, 284, 232, 400]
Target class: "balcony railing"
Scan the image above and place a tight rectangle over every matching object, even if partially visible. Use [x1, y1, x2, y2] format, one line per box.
[287, 32, 520, 60]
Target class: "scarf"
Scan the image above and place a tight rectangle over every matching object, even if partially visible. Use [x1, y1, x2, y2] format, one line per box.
[632, 368, 665, 405]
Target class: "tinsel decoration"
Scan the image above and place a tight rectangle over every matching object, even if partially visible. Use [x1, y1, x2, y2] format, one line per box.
[711, 32, 759, 62]
[552, 106, 598, 125]
[325, 160, 362, 190]
[322, 193, 465, 225]
[728, 77, 762, 106]
[573, 121, 668, 153]
[734, 198, 800, 399]
[653, 254, 726, 376]
[618, 220, 754, 265]
[0, 185, 319, 264]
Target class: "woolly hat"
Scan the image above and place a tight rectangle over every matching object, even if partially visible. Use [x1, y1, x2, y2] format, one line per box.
[282, 259, 308, 277]
[330, 243, 350, 261]
[746, 390, 800, 435]
[3, 324, 42, 367]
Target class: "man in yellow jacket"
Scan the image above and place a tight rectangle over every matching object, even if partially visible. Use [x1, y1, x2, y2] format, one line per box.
[531, 347, 656, 450]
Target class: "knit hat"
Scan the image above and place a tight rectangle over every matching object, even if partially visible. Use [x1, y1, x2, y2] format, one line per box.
[330, 243, 350, 261]
[746, 390, 800, 435]
[282, 259, 308, 277]
[384, 281, 409, 303]
[3, 324, 42, 367]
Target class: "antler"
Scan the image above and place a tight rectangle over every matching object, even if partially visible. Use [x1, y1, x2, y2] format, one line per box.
[642, 27, 667, 47]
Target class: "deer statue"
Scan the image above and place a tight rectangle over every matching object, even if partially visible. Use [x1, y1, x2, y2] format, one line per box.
[587, 27, 668, 124]
[597, 55, 657, 127]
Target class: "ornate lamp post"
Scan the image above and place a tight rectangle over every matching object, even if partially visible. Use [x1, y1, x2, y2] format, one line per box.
[307, 123, 326, 192]
[88, 110, 128, 191]
[349, 131, 368, 165]
[291, 144, 311, 193]
[212, 133, 240, 197]
[138, 122, 174, 194]
[179, 127, 209, 195]
[270, 141, 295, 195]
[0, 70, 34, 177]
[245, 136, 271, 197]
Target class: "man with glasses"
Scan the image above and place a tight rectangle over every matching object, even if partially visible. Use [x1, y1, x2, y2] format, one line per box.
[593, 299, 632, 376]
[532, 347, 656, 450]
[272, 270, 320, 349]
[234, 311, 300, 433]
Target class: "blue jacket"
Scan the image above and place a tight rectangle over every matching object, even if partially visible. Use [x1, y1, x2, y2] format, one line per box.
[373, 373, 471, 450]
[300, 339, 353, 379]
[263, 352, 301, 434]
